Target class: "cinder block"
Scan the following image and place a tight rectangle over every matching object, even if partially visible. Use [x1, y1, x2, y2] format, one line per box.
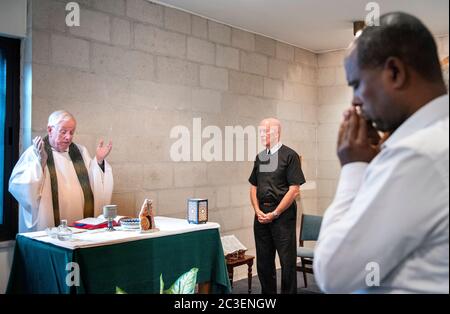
[289, 140, 316, 160]
[192, 15, 208, 39]
[263, 78, 283, 99]
[317, 123, 340, 142]
[240, 51, 268, 76]
[276, 101, 302, 122]
[158, 188, 195, 215]
[126, 0, 163, 26]
[281, 120, 315, 142]
[107, 134, 170, 163]
[111, 192, 136, 217]
[143, 163, 174, 189]
[219, 208, 244, 232]
[31, 96, 52, 132]
[216, 45, 239, 70]
[229, 71, 263, 97]
[206, 211, 222, 228]
[112, 164, 144, 192]
[208, 21, 231, 45]
[207, 162, 240, 185]
[301, 66, 317, 85]
[192, 88, 222, 114]
[223, 94, 274, 120]
[317, 179, 338, 197]
[268, 58, 289, 80]
[302, 103, 318, 123]
[318, 50, 346, 68]
[194, 186, 217, 209]
[230, 184, 251, 207]
[318, 140, 338, 161]
[318, 105, 347, 124]
[317, 160, 341, 179]
[216, 186, 230, 208]
[111, 17, 131, 47]
[231, 28, 255, 51]
[284, 82, 317, 105]
[318, 67, 336, 86]
[173, 163, 208, 187]
[164, 6, 191, 35]
[187, 37, 215, 64]
[199, 65, 228, 91]
[318, 86, 352, 106]
[92, 43, 155, 81]
[129, 80, 192, 111]
[51, 34, 89, 70]
[335, 66, 348, 86]
[287, 63, 303, 83]
[134, 23, 186, 58]
[32, 0, 66, 32]
[32, 30, 50, 64]
[157, 56, 198, 86]
[276, 42, 294, 62]
[69, 9, 110, 43]
[295, 48, 317, 67]
[255, 34, 276, 57]
[92, 0, 125, 15]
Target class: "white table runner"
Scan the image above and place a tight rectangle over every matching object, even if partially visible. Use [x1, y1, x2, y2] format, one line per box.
[20, 216, 221, 250]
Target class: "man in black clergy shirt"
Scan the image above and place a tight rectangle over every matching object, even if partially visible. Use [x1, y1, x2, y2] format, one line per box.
[249, 118, 306, 294]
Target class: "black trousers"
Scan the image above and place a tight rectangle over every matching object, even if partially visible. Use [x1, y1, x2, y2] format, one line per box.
[254, 202, 297, 294]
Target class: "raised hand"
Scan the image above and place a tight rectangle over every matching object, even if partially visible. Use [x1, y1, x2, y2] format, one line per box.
[96, 139, 112, 164]
[33, 136, 48, 168]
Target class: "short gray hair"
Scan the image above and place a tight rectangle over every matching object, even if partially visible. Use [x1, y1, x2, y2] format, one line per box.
[47, 110, 76, 128]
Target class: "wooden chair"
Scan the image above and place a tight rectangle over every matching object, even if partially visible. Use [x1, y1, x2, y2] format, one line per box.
[296, 213, 322, 288]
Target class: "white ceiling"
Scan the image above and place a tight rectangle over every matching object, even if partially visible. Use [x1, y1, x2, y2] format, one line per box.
[151, 0, 449, 52]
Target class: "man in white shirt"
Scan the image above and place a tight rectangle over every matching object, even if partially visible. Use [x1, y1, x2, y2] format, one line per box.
[314, 12, 449, 293]
[9, 110, 114, 233]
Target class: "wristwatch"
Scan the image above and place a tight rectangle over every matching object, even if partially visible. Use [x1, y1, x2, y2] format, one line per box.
[272, 210, 279, 219]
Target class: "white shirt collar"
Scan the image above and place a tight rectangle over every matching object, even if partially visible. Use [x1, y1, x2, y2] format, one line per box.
[267, 142, 282, 155]
[382, 94, 449, 149]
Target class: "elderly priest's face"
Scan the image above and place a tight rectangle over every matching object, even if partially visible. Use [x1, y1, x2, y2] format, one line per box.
[48, 118, 77, 152]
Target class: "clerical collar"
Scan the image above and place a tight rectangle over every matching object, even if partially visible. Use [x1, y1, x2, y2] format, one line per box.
[267, 142, 282, 155]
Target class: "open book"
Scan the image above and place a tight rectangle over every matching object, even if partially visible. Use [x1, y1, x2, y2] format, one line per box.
[220, 235, 247, 256]
[70, 215, 129, 230]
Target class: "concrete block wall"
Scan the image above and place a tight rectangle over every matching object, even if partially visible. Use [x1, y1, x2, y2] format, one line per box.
[316, 50, 351, 214]
[29, 0, 319, 280]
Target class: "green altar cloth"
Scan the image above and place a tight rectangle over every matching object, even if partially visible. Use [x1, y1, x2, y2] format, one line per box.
[7, 228, 231, 294]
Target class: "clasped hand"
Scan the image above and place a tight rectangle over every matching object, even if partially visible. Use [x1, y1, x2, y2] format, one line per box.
[337, 107, 381, 166]
[257, 211, 276, 224]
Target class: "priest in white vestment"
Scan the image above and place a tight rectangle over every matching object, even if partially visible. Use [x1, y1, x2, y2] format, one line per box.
[9, 110, 114, 233]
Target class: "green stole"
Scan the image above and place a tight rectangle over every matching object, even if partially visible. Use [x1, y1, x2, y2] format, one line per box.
[43, 136, 94, 226]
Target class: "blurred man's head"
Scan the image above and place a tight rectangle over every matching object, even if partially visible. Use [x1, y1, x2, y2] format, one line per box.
[259, 118, 281, 149]
[47, 110, 77, 152]
[345, 12, 446, 133]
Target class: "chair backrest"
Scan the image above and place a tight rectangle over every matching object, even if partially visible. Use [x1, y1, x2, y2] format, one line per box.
[299, 214, 323, 243]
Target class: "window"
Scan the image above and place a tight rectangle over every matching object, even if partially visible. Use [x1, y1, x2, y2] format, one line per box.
[0, 36, 20, 241]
